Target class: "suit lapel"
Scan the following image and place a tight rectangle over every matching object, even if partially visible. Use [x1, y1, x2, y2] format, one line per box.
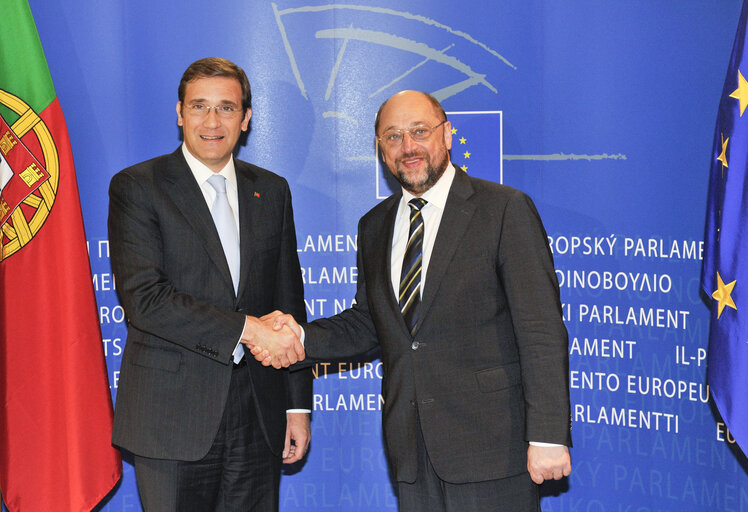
[418, 166, 476, 322]
[371, 191, 424, 337]
[235, 161, 258, 298]
[375, 195, 405, 327]
[161, 148, 236, 294]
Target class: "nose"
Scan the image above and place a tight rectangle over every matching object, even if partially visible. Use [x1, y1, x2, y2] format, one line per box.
[203, 108, 221, 127]
[401, 131, 418, 152]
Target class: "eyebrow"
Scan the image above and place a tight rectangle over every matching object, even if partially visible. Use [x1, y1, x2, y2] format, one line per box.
[382, 121, 433, 131]
[187, 98, 239, 106]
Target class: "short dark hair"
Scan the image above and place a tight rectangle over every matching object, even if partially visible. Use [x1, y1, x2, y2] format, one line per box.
[374, 91, 447, 135]
[178, 57, 252, 112]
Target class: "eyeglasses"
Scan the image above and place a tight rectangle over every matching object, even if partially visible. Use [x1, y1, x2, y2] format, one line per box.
[184, 103, 242, 118]
[377, 120, 447, 148]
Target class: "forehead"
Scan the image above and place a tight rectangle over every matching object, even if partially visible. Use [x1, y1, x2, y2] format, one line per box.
[379, 93, 441, 130]
[183, 76, 242, 103]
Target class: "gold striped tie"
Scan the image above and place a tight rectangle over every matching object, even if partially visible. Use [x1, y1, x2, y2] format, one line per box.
[399, 198, 427, 335]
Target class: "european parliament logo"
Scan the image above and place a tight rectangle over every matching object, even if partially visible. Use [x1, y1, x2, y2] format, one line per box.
[271, 4, 513, 104]
[375, 111, 503, 199]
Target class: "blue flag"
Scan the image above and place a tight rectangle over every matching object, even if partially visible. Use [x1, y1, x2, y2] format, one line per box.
[703, 0, 748, 454]
[447, 111, 503, 184]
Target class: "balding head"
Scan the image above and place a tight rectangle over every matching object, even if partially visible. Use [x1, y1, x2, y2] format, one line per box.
[374, 91, 447, 137]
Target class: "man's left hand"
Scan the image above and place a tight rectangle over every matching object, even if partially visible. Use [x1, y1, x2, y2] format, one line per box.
[527, 445, 571, 484]
[283, 412, 311, 464]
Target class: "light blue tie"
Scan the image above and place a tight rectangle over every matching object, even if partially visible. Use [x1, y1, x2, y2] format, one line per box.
[207, 174, 243, 362]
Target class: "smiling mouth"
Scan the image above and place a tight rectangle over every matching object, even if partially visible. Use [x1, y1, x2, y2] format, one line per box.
[400, 156, 425, 167]
[399, 151, 426, 163]
[200, 135, 224, 141]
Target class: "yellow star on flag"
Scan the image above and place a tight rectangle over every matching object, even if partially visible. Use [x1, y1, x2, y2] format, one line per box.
[459, 137, 466, 144]
[712, 272, 737, 318]
[463, 151, 471, 159]
[717, 133, 729, 168]
[451, 127, 457, 135]
[730, 70, 748, 116]
[461, 165, 468, 172]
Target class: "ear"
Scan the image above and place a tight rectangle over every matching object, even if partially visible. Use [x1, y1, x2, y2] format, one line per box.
[176, 102, 184, 127]
[443, 121, 453, 150]
[241, 108, 252, 132]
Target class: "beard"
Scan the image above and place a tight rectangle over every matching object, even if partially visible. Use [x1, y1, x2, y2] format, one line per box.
[391, 147, 450, 195]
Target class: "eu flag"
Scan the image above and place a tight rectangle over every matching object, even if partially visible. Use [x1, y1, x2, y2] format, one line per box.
[447, 110, 503, 184]
[703, 0, 748, 454]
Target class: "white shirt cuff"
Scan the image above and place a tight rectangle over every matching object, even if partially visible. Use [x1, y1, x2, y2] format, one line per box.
[232, 317, 246, 362]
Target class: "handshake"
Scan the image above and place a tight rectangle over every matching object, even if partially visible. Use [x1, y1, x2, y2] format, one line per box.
[240, 311, 304, 369]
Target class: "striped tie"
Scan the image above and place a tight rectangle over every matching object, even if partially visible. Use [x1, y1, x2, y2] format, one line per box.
[399, 198, 427, 335]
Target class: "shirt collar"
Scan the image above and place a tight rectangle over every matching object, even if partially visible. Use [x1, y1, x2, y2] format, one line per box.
[181, 144, 238, 191]
[400, 159, 455, 211]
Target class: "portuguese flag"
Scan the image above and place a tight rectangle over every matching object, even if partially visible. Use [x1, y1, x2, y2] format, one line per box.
[0, 2, 122, 510]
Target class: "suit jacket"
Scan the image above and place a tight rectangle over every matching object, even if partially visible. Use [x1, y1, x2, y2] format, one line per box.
[304, 165, 570, 484]
[108, 148, 311, 461]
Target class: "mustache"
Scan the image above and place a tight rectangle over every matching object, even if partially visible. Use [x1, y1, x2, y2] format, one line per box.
[397, 151, 427, 161]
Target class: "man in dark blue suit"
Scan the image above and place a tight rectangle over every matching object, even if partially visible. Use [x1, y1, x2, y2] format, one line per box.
[256, 90, 571, 512]
[108, 57, 310, 511]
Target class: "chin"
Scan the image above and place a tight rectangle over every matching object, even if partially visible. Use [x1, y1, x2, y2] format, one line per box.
[400, 179, 429, 195]
[395, 170, 425, 191]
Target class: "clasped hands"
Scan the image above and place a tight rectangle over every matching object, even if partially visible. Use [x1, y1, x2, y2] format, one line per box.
[241, 311, 303, 369]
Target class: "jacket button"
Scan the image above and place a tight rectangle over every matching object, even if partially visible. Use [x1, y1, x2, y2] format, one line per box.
[411, 341, 420, 350]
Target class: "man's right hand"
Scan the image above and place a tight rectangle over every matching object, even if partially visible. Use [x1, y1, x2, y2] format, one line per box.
[241, 315, 304, 369]
[246, 311, 302, 366]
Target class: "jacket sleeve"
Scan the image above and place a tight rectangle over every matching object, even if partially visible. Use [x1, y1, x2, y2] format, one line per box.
[497, 191, 571, 446]
[303, 217, 380, 361]
[272, 180, 313, 410]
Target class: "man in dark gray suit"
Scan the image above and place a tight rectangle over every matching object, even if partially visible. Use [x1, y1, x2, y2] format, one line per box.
[108, 57, 310, 511]
[256, 90, 571, 511]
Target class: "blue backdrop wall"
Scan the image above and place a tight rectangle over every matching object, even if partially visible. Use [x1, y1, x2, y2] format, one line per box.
[14, 1, 748, 510]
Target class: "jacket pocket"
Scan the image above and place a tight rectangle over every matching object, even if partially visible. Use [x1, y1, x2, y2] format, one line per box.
[130, 342, 182, 373]
[475, 362, 521, 393]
